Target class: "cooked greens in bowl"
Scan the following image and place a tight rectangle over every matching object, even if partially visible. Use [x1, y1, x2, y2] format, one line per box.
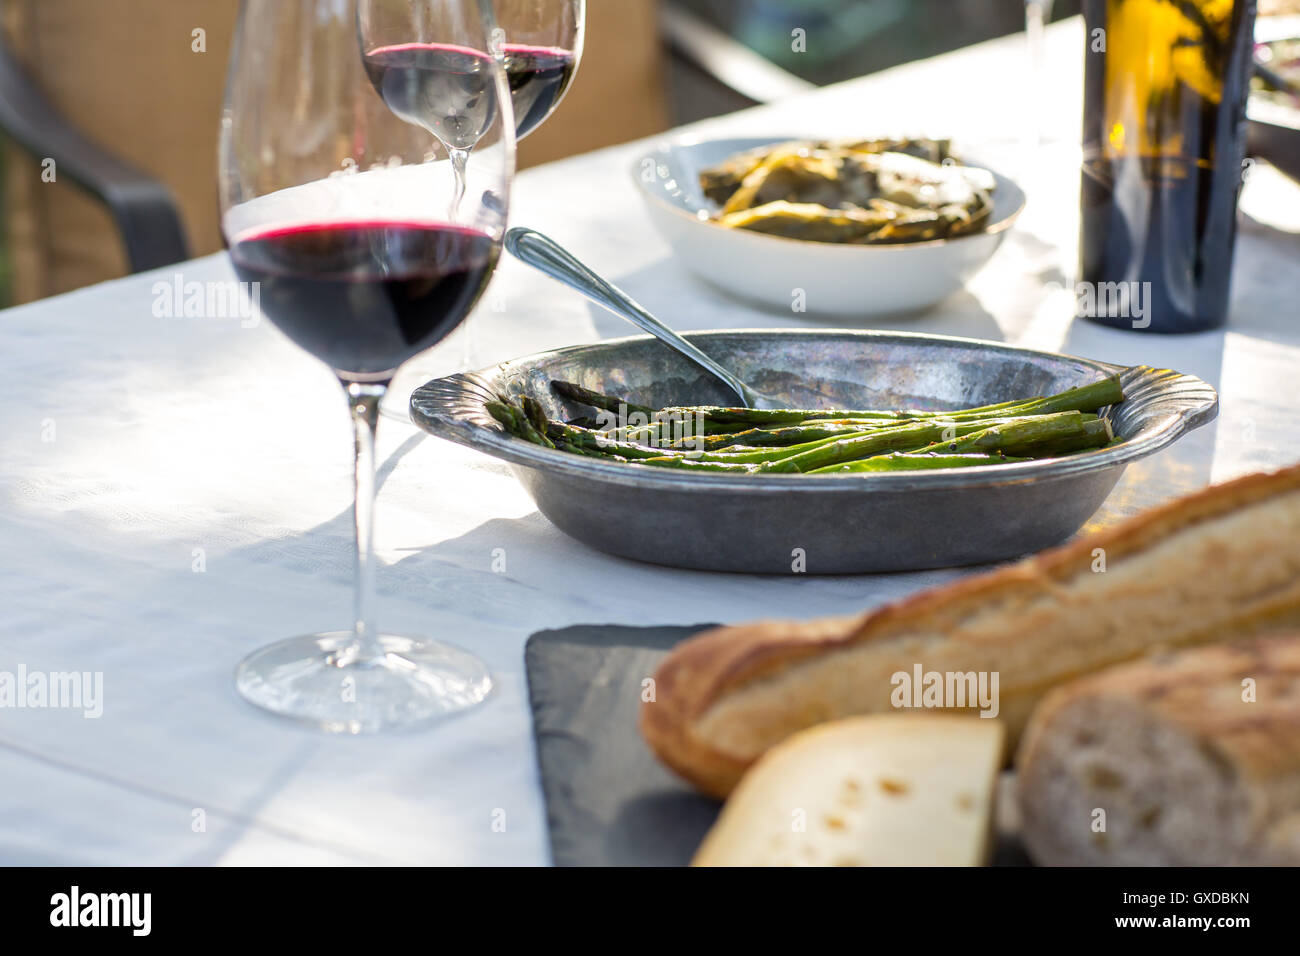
[699, 137, 997, 245]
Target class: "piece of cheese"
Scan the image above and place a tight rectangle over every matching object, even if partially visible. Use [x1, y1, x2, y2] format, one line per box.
[691, 715, 1004, 866]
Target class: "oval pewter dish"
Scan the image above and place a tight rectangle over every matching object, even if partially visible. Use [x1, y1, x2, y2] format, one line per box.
[411, 329, 1218, 574]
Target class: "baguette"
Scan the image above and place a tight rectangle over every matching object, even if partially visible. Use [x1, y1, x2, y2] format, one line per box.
[641, 463, 1300, 798]
[693, 715, 1003, 866]
[1016, 634, 1300, 866]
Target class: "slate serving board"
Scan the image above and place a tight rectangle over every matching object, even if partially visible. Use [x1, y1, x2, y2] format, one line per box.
[525, 623, 1031, 867]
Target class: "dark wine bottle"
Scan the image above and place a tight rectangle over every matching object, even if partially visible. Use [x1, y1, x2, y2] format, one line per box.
[1079, 0, 1257, 333]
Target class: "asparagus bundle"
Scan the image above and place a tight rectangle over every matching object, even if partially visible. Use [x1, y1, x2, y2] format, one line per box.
[484, 377, 1123, 475]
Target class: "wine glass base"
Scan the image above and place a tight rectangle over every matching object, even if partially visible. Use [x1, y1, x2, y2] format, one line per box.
[235, 631, 492, 733]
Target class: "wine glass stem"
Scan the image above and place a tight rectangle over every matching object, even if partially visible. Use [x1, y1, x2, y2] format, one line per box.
[449, 147, 469, 216]
[345, 380, 387, 664]
[450, 146, 475, 369]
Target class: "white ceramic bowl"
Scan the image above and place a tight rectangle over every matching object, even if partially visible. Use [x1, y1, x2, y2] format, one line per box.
[632, 135, 1025, 317]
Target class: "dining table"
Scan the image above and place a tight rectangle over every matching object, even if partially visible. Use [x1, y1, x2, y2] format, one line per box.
[2, 15, 1298, 865]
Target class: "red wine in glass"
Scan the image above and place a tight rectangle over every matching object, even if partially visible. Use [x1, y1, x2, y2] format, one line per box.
[229, 221, 498, 378]
[363, 41, 576, 143]
[501, 43, 577, 139]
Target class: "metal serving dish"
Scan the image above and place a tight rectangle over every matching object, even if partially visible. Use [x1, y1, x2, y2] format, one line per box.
[411, 330, 1217, 574]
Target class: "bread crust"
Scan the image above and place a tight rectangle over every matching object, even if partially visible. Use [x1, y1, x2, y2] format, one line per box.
[640, 463, 1300, 798]
[1016, 634, 1300, 865]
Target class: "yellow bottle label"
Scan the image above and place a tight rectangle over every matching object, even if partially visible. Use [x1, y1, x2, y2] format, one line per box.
[1102, 0, 1235, 162]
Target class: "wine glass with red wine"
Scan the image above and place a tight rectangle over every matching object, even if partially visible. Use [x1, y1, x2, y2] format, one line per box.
[359, 1, 584, 146]
[364, 0, 585, 414]
[491, 0, 585, 141]
[220, 0, 514, 732]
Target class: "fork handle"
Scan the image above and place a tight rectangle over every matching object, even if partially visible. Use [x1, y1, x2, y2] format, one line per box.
[504, 227, 755, 408]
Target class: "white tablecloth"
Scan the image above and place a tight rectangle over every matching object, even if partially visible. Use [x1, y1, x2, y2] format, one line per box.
[2, 19, 1298, 865]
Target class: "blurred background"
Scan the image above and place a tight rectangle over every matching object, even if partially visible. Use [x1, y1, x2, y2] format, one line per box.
[0, 0, 1080, 307]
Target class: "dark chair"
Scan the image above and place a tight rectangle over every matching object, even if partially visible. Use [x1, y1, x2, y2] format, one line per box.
[0, 40, 189, 273]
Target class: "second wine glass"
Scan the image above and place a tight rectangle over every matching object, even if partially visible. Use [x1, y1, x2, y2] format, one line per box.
[373, 0, 586, 415]
[493, 0, 586, 141]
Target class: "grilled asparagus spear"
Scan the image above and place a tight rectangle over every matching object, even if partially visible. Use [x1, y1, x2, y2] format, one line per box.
[486, 400, 555, 449]
[998, 417, 1114, 457]
[939, 411, 1088, 454]
[809, 452, 1029, 474]
[551, 381, 657, 417]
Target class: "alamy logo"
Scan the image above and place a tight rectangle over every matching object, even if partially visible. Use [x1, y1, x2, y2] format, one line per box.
[890, 664, 999, 718]
[593, 406, 708, 454]
[152, 274, 260, 327]
[1072, 280, 1151, 329]
[50, 886, 151, 936]
[0, 665, 102, 718]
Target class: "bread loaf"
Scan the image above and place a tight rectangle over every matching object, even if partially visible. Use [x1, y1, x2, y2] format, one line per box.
[641, 464, 1300, 798]
[693, 715, 1003, 866]
[1016, 634, 1300, 866]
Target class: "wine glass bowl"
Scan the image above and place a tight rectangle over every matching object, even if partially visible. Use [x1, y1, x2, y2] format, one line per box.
[220, 0, 513, 732]
[362, 43, 500, 152]
[492, 0, 585, 140]
[228, 217, 501, 379]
